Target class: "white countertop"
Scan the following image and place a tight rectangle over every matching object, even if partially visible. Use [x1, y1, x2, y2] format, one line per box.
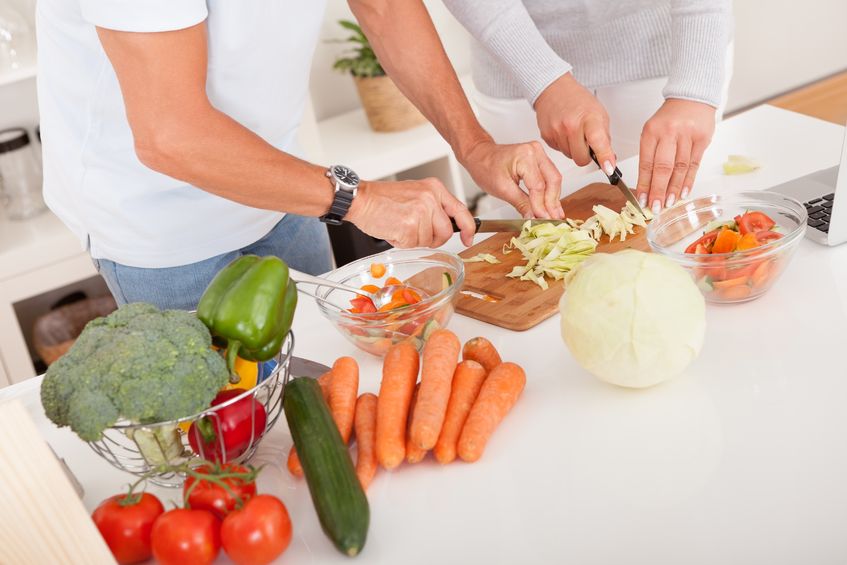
[3, 105, 847, 565]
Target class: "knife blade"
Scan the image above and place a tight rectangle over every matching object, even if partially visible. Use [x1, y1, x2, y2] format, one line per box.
[289, 356, 331, 379]
[451, 217, 566, 234]
[588, 147, 647, 218]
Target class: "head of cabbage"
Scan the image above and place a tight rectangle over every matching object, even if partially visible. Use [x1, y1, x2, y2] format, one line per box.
[559, 250, 705, 388]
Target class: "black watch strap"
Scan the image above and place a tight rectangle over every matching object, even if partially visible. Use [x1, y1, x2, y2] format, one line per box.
[320, 188, 355, 226]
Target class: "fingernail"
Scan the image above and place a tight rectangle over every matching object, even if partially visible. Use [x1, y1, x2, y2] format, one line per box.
[603, 160, 614, 176]
[681, 186, 690, 199]
[638, 194, 647, 207]
[666, 193, 676, 207]
[651, 200, 662, 215]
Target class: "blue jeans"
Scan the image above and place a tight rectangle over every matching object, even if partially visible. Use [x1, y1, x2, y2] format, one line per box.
[93, 214, 333, 309]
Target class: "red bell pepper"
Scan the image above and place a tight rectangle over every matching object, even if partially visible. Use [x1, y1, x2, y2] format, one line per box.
[188, 388, 267, 462]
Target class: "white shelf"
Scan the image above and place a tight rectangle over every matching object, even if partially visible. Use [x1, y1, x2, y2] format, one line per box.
[316, 108, 453, 181]
[0, 209, 86, 282]
[0, 64, 36, 88]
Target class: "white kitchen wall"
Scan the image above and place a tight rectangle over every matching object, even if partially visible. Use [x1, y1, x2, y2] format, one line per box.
[309, 0, 847, 119]
[727, 0, 847, 111]
[309, 0, 472, 122]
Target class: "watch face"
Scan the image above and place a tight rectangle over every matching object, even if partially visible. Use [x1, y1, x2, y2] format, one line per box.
[332, 165, 359, 188]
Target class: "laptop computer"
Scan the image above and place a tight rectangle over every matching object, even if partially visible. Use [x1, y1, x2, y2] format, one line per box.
[767, 122, 847, 246]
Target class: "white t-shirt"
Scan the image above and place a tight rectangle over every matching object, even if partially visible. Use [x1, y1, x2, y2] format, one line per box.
[36, 0, 327, 268]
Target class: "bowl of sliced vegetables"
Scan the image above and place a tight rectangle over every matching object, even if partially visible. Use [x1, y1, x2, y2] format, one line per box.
[647, 192, 807, 303]
[314, 248, 464, 356]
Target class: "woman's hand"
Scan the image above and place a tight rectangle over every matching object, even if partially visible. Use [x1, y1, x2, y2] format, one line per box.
[534, 73, 616, 174]
[461, 139, 565, 220]
[636, 99, 716, 214]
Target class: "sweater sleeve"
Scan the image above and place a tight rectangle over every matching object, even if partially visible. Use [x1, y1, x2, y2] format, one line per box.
[442, 0, 572, 104]
[663, 0, 733, 108]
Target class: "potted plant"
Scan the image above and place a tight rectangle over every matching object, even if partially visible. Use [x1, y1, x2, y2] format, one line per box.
[332, 20, 426, 133]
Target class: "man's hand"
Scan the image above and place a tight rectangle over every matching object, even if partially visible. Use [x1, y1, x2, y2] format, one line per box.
[346, 178, 477, 249]
[462, 139, 564, 220]
[534, 73, 615, 172]
[636, 99, 716, 214]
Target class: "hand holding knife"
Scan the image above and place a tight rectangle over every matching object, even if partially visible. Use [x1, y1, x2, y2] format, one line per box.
[589, 147, 647, 218]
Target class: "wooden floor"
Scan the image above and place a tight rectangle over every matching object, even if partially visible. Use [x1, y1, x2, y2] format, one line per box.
[767, 70, 847, 125]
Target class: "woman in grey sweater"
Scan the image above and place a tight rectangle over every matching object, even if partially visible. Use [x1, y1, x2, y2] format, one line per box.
[444, 0, 733, 215]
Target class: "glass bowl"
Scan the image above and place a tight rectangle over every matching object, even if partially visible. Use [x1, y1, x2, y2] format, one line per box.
[646, 192, 807, 304]
[314, 248, 464, 356]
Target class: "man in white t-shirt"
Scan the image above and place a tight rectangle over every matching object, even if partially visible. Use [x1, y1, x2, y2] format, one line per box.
[36, 0, 564, 310]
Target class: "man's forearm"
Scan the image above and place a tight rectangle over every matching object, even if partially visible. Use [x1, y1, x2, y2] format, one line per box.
[135, 105, 334, 217]
[349, 0, 491, 162]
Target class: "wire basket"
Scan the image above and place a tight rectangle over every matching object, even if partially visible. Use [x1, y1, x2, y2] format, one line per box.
[87, 332, 294, 488]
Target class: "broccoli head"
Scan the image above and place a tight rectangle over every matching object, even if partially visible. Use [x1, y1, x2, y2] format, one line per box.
[40, 302, 229, 441]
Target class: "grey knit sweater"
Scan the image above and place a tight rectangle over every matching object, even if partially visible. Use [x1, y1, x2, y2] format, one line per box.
[443, 0, 733, 108]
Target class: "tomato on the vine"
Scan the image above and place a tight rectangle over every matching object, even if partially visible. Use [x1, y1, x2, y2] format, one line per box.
[221, 495, 293, 565]
[92, 492, 164, 564]
[151, 508, 221, 565]
[184, 462, 257, 520]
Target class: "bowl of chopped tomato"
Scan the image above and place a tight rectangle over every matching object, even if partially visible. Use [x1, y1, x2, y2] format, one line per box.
[646, 192, 807, 303]
[314, 248, 464, 356]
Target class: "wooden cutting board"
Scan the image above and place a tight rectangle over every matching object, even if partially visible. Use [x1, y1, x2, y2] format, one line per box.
[456, 182, 650, 331]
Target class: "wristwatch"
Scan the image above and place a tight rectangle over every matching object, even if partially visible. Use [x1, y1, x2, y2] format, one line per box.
[320, 164, 360, 225]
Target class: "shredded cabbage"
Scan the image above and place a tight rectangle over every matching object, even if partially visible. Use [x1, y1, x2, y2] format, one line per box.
[723, 154, 761, 175]
[503, 222, 598, 290]
[497, 202, 654, 290]
[580, 202, 653, 243]
[463, 253, 501, 264]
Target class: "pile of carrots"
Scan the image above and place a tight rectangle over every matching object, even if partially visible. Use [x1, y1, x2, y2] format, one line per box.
[286, 330, 526, 489]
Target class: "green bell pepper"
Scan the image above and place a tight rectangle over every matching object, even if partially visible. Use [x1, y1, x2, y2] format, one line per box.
[197, 255, 297, 381]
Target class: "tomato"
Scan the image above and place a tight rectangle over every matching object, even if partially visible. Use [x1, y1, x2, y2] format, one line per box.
[92, 493, 164, 564]
[184, 463, 257, 520]
[754, 230, 783, 243]
[736, 211, 776, 235]
[151, 509, 221, 565]
[188, 388, 267, 462]
[221, 495, 292, 565]
[349, 296, 377, 314]
[684, 231, 719, 254]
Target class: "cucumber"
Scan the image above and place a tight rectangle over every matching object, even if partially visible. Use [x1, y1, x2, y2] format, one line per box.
[283, 377, 369, 556]
[441, 272, 452, 290]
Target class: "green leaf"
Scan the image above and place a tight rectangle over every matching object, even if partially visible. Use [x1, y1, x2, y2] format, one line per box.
[330, 18, 383, 77]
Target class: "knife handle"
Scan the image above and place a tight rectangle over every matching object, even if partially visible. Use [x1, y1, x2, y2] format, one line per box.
[451, 217, 483, 234]
[589, 147, 623, 186]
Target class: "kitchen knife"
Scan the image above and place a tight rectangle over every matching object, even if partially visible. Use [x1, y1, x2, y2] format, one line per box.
[589, 147, 647, 218]
[451, 217, 566, 233]
[289, 356, 331, 379]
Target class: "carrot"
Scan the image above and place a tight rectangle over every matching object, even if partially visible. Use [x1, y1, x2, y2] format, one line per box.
[410, 329, 460, 450]
[712, 276, 750, 290]
[376, 341, 419, 469]
[287, 370, 333, 477]
[406, 383, 427, 464]
[329, 357, 359, 444]
[715, 284, 752, 301]
[434, 360, 487, 465]
[458, 362, 526, 463]
[712, 228, 741, 253]
[317, 371, 332, 399]
[370, 262, 386, 278]
[354, 393, 379, 489]
[462, 337, 502, 373]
